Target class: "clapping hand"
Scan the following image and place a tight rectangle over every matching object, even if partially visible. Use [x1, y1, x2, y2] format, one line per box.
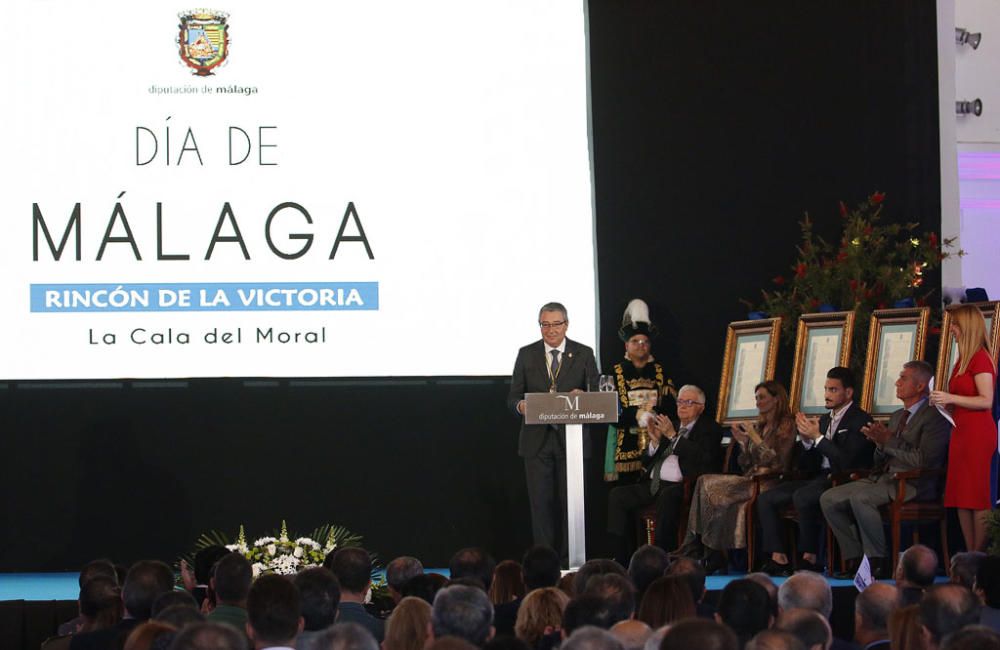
[861, 421, 891, 446]
[731, 423, 750, 445]
[744, 421, 762, 445]
[796, 412, 822, 440]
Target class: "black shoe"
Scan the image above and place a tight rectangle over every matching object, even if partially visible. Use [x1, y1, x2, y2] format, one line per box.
[869, 557, 890, 580]
[760, 559, 792, 577]
[702, 550, 728, 575]
[833, 557, 861, 580]
[796, 558, 824, 574]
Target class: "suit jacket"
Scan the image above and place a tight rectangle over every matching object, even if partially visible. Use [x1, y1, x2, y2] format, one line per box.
[641, 416, 724, 483]
[507, 338, 600, 458]
[69, 618, 141, 650]
[797, 402, 874, 477]
[872, 400, 952, 500]
[336, 602, 385, 642]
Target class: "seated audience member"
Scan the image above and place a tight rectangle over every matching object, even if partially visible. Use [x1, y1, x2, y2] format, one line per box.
[854, 583, 897, 650]
[153, 604, 205, 629]
[71, 560, 174, 650]
[495, 546, 562, 638]
[384, 597, 432, 650]
[123, 621, 177, 650]
[562, 595, 614, 634]
[636, 575, 695, 629]
[293, 567, 342, 650]
[820, 361, 949, 580]
[514, 588, 569, 649]
[760, 367, 874, 576]
[560, 626, 624, 650]
[716, 579, 773, 648]
[490, 560, 526, 605]
[627, 545, 670, 603]
[483, 639, 531, 650]
[976, 555, 1000, 632]
[152, 590, 198, 619]
[746, 573, 779, 618]
[184, 545, 232, 609]
[207, 553, 253, 631]
[169, 622, 249, 650]
[941, 626, 1000, 650]
[558, 573, 576, 598]
[572, 559, 627, 595]
[610, 620, 651, 650]
[429, 584, 495, 647]
[58, 559, 120, 636]
[606, 384, 724, 563]
[666, 555, 713, 618]
[386, 556, 424, 604]
[896, 545, 939, 606]
[680, 381, 796, 574]
[952, 552, 988, 590]
[401, 573, 447, 605]
[44, 576, 122, 650]
[246, 574, 303, 650]
[747, 630, 808, 650]
[777, 572, 855, 650]
[313, 622, 379, 650]
[427, 639, 478, 650]
[888, 605, 926, 650]
[775, 608, 833, 650]
[919, 584, 982, 650]
[661, 618, 739, 650]
[449, 548, 497, 592]
[582, 574, 636, 626]
[327, 547, 385, 642]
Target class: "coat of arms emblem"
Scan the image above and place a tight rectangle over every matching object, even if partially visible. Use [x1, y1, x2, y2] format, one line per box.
[178, 11, 229, 76]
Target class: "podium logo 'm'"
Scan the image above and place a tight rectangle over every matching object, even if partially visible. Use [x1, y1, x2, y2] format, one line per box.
[558, 395, 580, 411]
[178, 10, 229, 76]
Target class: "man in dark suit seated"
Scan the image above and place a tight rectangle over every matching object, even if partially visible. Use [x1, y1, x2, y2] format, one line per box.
[757, 366, 874, 575]
[325, 547, 384, 642]
[606, 384, 724, 564]
[853, 583, 898, 650]
[820, 360, 951, 579]
[508, 301, 599, 562]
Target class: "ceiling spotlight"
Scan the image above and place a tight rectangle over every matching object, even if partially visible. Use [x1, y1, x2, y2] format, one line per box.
[956, 27, 982, 49]
[956, 99, 983, 116]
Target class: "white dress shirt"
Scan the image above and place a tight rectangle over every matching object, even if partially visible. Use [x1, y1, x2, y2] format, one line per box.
[648, 417, 698, 482]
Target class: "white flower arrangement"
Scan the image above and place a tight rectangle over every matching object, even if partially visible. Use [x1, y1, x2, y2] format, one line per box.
[225, 521, 338, 576]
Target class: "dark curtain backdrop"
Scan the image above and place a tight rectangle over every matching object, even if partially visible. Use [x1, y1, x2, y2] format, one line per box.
[0, 1, 940, 571]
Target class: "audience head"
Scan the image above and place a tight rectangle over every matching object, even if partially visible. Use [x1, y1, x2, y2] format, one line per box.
[975, 555, 1000, 609]
[401, 572, 447, 605]
[888, 604, 926, 650]
[558, 572, 577, 598]
[449, 548, 497, 592]
[774, 608, 832, 650]
[153, 604, 205, 629]
[563, 595, 614, 634]
[942, 625, 1000, 650]
[194, 546, 231, 586]
[661, 618, 739, 650]
[385, 596, 433, 650]
[920, 584, 982, 648]
[79, 575, 123, 630]
[677, 385, 707, 423]
[326, 547, 373, 595]
[746, 572, 779, 617]
[778, 571, 832, 619]
[123, 621, 177, 650]
[627, 545, 669, 599]
[313, 622, 379, 650]
[212, 552, 253, 606]
[636, 574, 695, 628]
[824, 366, 856, 409]
[386, 556, 424, 596]
[489, 560, 526, 605]
[79, 558, 118, 587]
[951, 552, 988, 590]
[609, 619, 651, 650]
[151, 590, 198, 618]
[293, 567, 341, 632]
[169, 622, 248, 650]
[582, 573, 636, 625]
[854, 583, 898, 644]
[431, 584, 495, 646]
[246, 574, 303, 648]
[514, 587, 569, 647]
[754, 380, 791, 422]
[899, 361, 934, 401]
[665, 555, 707, 603]
[522, 545, 561, 591]
[897, 544, 938, 588]
[573, 559, 626, 595]
[716, 578, 772, 647]
[561, 626, 624, 650]
[746, 630, 807, 650]
[123, 561, 175, 621]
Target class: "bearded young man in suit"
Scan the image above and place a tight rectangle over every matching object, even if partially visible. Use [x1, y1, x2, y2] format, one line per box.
[757, 366, 874, 576]
[820, 360, 952, 579]
[508, 302, 599, 561]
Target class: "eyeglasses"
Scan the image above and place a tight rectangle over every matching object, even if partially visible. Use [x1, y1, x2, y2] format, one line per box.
[539, 321, 567, 329]
[676, 399, 704, 407]
[627, 340, 650, 346]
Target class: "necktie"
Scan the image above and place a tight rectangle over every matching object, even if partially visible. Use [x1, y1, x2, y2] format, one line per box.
[894, 410, 910, 438]
[650, 426, 688, 495]
[549, 350, 560, 381]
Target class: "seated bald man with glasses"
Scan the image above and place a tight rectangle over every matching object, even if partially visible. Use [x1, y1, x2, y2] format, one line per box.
[606, 384, 724, 564]
[508, 301, 599, 563]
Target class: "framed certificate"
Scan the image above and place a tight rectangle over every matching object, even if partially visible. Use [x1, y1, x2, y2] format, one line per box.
[860, 307, 931, 419]
[716, 317, 782, 425]
[936, 301, 1000, 385]
[790, 311, 855, 414]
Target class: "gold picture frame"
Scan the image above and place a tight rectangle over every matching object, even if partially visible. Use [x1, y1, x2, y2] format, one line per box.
[716, 317, 782, 425]
[790, 311, 856, 414]
[935, 301, 1000, 385]
[860, 307, 931, 419]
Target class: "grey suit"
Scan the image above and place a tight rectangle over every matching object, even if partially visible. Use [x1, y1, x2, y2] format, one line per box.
[507, 338, 599, 555]
[819, 399, 951, 560]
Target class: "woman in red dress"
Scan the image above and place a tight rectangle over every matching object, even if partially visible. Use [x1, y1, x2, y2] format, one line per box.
[932, 304, 998, 552]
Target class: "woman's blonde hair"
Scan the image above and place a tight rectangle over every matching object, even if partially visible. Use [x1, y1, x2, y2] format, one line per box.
[950, 304, 994, 378]
[515, 587, 570, 647]
[385, 596, 433, 650]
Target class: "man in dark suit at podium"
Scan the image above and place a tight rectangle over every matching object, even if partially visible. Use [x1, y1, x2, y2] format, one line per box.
[508, 302, 599, 560]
